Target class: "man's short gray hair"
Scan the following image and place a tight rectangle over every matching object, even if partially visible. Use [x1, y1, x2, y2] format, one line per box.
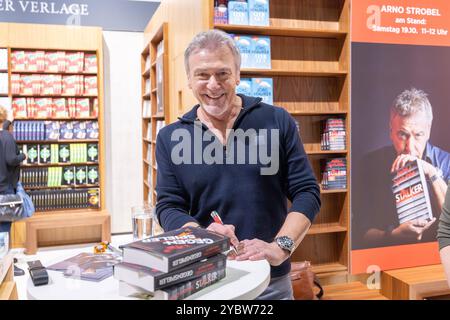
[390, 88, 433, 123]
[184, 29, 241, 75]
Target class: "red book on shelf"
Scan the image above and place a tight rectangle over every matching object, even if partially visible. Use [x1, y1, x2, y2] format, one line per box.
[62, 75, 78, 96]
[53, 98, 68, 118]
[12, 98, 27, 118]
[35, 98, 51, 119]
[11, 51, 26, 72]
[84, 53, 98, 73]
[76, 98, 90, 117]
[66, 52, 84, 73]
[26, 51, 38, 72]
[11, 74, 21, 95]
[84, 76, 98, 96]
[21, 75, 34, 95]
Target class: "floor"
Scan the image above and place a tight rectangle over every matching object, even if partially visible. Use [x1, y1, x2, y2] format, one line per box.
[11, 233, 133, 300]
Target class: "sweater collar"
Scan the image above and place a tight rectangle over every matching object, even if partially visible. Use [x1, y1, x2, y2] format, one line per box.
[178, 94, 262, 124]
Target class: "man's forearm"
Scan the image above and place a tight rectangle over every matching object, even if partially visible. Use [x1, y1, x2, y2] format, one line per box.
[275, 211, 311, 250]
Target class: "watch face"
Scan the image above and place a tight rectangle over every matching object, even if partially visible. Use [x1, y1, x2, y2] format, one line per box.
[276, 236, 294, 252]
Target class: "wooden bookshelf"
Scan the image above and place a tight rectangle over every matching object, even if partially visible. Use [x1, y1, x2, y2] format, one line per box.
[0, 23, 110, 253]
[141, 22, 169, 206]
[0, 254, 17, 300]
[143, 0, 350, 279]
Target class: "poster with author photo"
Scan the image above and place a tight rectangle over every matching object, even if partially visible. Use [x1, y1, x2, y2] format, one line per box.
[350, 0, 450, 274]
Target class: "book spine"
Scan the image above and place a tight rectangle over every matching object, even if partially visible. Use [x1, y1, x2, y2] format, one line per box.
[168, 238, 230, 272]
[155, 253, 226, 290]
[163, 266, 226, 300]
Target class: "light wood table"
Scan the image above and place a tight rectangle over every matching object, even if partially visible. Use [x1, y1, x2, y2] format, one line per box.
[0, 253, 18, 300]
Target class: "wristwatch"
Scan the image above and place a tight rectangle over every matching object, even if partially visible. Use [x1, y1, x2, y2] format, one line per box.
[274, 236, 295, 254]
[430, 168, 443, 183]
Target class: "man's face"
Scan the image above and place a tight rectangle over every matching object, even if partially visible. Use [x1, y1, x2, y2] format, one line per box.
[187, 46, 240, 120]
[390, 111, 431, 158]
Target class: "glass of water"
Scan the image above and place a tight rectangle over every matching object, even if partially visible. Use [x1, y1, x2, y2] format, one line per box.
[131, 204, 154, 240]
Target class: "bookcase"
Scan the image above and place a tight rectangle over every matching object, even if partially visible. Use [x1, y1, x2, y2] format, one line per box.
[0, 23, 110, 253]
[143, 0, 350, 278]
[141, 23, 169, 207]
[0, 253, 18, 300]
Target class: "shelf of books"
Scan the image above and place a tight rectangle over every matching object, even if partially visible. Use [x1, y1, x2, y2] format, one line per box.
[212, 0, 351, 277]
[141, 22, 169, 207]
[0, 23, 110, 253]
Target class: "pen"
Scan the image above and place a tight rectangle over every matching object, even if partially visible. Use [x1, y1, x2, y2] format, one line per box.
[211, 211, 238, 255]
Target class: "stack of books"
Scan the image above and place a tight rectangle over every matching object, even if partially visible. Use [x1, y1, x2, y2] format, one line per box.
[392, 159, 433, 224]
[29, 188, 100, 211]
[114, 227, 230, 300]
[321, 158, 347, 190]
[321, 118, 346, 151]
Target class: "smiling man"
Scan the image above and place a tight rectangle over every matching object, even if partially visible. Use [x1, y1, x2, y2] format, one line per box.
[155, 30, 321, 300]
[354, 88, 450, 248]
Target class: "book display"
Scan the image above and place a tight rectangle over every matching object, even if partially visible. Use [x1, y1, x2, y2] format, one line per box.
[0, 23, 110, 254]
[115, 227, 229, 299]
[141, 23, 169, 206]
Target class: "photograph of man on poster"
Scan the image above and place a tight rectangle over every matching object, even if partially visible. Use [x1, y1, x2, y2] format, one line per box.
[355, 88, 450, 248]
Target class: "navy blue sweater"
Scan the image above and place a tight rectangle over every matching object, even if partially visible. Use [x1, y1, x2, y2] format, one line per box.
[155, 95, 321, 277]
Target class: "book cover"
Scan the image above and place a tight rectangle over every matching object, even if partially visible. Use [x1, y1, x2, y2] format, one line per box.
[84, 53, 98, 73]
[39, 144, 51, 164]
[118, 266, 226, 300]
[392, 160, 433, 224]
[48, 252, 121, 282]
[236, 78, 252, 96]
[214, 0, 229, 25]
[58, 144, 70, 163]
[251, 36, 271, 69]
[11, 50, 26, 72]
[75, 166, 87, 185]
[84, 76, 98, 96]
[121, 227, 230, 273]
[87, 165, 99, 185]
[86, 121, 99, 139]
[234, 35, 252, 69]
[76, 98, 90, 118]
[251, 78, 273, 105]
[12, 98, 27, 118]
[53, 98, 68, 118]
[248, 0, 269, 26]
[87, 188, 100, 208]
[26, 145, 39, 164]
[62, 75, 78, 96]
[62, 167, 75, 186]
[73, 121, 87, 140]
[87, 143, 99, 162]
[45, 121, 60, 141]
[114, 253, 226, 292]
[228, 1, 249, 25]
[60, 121, 74, 140]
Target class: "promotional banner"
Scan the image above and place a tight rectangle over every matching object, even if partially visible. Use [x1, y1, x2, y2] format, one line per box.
[0, 0, 160, 32]
[351, 0, 450, 274]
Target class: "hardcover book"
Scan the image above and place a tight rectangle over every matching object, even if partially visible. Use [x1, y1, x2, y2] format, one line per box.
[392, 160, 433, 224]
[251, 78, 273, 104]
[228, 1, 249, 25]
[118, 266, 226, 300]
[234, 35, 252, 69]
[248, 0, 269, 26]
[114, 253, 226, 292]
[236, 78, 252, 96]
[251, 36, 271, 69]
[87, 143, 99, 162]
[121, 227, 230, 273]
[87, 166, 99, 185]
[214, 0, 229, 25]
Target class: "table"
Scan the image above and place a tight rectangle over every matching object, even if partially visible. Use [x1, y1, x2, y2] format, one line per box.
[25, 235, 271, 300]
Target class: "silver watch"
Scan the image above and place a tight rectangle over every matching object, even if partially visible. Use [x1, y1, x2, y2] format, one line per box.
[274, 236, 295, 254]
